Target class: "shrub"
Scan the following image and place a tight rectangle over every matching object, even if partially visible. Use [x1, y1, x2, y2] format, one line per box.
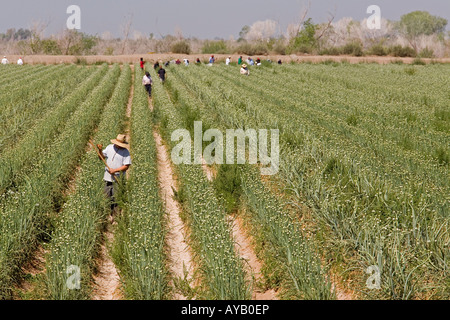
[104, 47, 114, 55]
[271, 40, 287, 55]
[418, 47, 434, 58]
[388, 45, 416, 57]
[412, 57, 426, 65]
[341, 42, 364, 56]
[235, 42, 269, 56]
[202, 40, 228, 54]
[318, 47, 341, 56]
[404, 67, 417, 75]
[369, 44, 388, 56]
[214, 165, 242, 213]
[171, 40, 191, 54]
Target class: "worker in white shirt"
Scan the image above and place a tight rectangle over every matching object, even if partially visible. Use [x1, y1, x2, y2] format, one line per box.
[240, 64, 250, 76]
[226, 56, 231, 65]
[1, 56, 9, 65]
[142, 71, 153, 97]
[17, 57, 24, 65]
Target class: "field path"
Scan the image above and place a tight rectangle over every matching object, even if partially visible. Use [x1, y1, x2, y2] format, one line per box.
[91, 232, 122, 300]
[229, 215, 278, 300]
[149, 80, 194, 299]
[201, 161, 277, 300]
[153, 129, 195, 300]
[92, 66, 135, 300]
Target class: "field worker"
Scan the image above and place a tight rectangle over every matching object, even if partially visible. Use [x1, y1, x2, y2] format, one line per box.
[278, 59, 282, 65]
[158, 65, 166, 82]
[140, 57, 145, 70]
[1, 56, 8, 65]
[240, 64, 249, 76]
[209, 55, 215, 64]
[97, 134, 131, 219]
[17, 57, 24, 65]
[196, 58, 201, 64]
[142, 71, 153, 97]
[256, 58, 261, 66]
[226, 56, 231, 65]
[238, 56, 243, 65]
[153, 61, 160, 70]
[184, 58, 189, 66]
[248, 57, 254, 66]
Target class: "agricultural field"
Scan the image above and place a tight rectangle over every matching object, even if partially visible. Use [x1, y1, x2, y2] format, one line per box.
[0, 60, 448, 300]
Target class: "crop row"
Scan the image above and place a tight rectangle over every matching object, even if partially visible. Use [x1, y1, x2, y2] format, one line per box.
[0, 64, 120, 299]
[0, 65, 107, 194]
[150, 66, 250, 300]
[0, 64, 47, 87]
[112, 66, 169, 300]
[166, 64, 449, 299]
[0, 65, 90, 151]
[165, 65, 334, 299]
[45, 64, 130, 300]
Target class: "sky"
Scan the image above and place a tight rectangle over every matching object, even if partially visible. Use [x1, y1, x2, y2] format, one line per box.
[1, 0, 449, 39]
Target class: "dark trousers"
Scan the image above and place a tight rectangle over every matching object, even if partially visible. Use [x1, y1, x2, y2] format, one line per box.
[104, 181, 117, 213]
[145, 84, 152, 96]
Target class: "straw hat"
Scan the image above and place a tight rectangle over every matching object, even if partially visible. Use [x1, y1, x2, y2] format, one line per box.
[242, 64, 247, 68]
[111, 134, 129, 149]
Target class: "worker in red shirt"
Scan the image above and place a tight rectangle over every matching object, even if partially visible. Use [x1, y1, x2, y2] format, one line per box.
[140, 57, 145, 70]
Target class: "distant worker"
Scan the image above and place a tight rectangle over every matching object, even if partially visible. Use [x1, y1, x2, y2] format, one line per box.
[247, 57, 254, 66]
[142, 71, 153, 97]
[226, 56, 231, 65]
[175, 59, 181, 65]
[256, 58, 261, 66]
[196, 58, 201, 64]
[184, 58, 189, 66]
[97, 134, 131, 220]
[240, 64, 250, 76]
[17, 57, 24, 65]
[154, 61, 160, 70]
[140, 57, 145, 70]
[1, 56, 8, 65]
[164, 61, 170, 67]
[158, 66, 166, 82]
[209, 55, 215, 64]
[238, 56, 243, 65]
[278, 59, 282, 65]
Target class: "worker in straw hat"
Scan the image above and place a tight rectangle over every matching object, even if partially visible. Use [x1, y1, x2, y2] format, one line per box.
[240, 63, 249, 76]
[97, 134, 131, 221]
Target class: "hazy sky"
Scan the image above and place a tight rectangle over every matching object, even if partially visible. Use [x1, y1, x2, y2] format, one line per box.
[1, 0, 449, 39]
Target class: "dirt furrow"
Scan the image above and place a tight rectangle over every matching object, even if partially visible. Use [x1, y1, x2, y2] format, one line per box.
[200, 160, 277, 300]
[91, 231, 122, 300]
[91, 68, 134, 300]
[153, 128, 194, 300]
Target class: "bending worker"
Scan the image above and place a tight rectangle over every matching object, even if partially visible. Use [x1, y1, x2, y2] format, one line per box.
[240, 64, 250, 76]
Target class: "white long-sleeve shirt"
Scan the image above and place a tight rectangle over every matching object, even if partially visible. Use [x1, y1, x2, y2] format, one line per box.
[142, 75, 152, 86]
[1, 58, 8, 65]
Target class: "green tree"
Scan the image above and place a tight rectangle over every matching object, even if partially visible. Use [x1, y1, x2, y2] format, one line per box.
[238, 25, 250, 42]
[287, 18, 317, 54]
[398, 11, 448, 50]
